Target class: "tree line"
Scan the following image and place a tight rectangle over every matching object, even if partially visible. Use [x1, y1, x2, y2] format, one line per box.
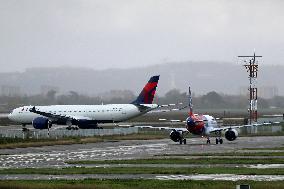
[0, 89, 284, 112]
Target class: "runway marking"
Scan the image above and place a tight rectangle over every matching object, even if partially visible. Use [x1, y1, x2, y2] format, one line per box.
[156, 174, 284, 181]
[0, 174, 283, 181]
[0, 136, 284, 169]
[0, 143, 168, 168]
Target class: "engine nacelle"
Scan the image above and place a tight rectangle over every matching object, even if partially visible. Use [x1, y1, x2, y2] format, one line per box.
[225, 129, 238, 141]
[170, 130, 182, 142]
[32, 117, 51, 129]
[186, 117, 195, 127]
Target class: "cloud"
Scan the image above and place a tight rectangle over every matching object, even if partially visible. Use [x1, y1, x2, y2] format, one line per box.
[0, 0, 284, 72]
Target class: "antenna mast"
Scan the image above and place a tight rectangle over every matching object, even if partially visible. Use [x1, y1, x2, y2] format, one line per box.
[238, 52, 262, 124]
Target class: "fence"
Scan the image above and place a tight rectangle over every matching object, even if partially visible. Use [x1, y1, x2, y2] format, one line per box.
[0, 127, 139, 139]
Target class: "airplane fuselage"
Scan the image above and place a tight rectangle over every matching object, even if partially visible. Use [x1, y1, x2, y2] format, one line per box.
[186, 114, 218, 136]
[8, 104, 158, 125]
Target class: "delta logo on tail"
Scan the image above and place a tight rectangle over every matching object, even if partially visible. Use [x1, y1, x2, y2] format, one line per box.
[132, 75, 159, 104]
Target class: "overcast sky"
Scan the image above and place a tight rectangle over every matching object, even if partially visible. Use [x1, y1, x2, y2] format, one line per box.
[0, 0, 284, 72]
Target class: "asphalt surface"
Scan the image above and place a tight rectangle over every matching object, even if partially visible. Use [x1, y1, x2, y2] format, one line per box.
[0, 136, 284, 169]
[0, 174, 283, 181]
[0, 129, 284, 181]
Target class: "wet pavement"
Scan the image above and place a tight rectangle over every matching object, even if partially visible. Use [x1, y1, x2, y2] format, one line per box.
[74, 163, 284, 169]
[0, 174, 283, 181]
[0, 136, 283, 181]
[0, 136, 283, 169]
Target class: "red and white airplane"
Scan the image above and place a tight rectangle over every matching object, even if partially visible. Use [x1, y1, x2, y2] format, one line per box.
[169, 87, 262, 145]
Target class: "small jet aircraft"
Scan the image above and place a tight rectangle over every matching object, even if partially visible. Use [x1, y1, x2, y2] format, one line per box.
[169, 87, 264, 144]
[8, 75, 160, 131]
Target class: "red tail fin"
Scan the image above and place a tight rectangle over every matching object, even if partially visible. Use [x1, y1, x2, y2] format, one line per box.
[131, 75, 160, 104]
[189, 87, 193, 116]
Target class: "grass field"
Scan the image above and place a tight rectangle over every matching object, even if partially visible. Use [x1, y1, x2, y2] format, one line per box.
[0, 166, 283, 175]
[0, 132, 166, 149]
[0, 179, 283, 189]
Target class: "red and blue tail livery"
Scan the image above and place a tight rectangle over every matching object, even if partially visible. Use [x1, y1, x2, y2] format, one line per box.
[132, 75, 160, 104]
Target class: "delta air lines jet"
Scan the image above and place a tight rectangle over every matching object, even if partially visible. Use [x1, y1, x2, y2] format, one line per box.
[8, 76, 160, 131]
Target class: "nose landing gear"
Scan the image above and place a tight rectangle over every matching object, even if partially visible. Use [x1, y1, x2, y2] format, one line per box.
[206, 137, 210, 144]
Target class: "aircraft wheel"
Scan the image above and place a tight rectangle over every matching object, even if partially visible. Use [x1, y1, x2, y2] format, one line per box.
[183, 139, 186, 144]
[220, 138, 223, 144]
[216, 138, 219, 144]
[207, 139, 210, 144]
[22, 127, 29, 132]
[179, 139, 183, 145]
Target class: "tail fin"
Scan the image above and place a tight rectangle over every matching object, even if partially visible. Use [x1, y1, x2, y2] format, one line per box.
[131, 75, 160, 104]
[189, 86, 193, 116]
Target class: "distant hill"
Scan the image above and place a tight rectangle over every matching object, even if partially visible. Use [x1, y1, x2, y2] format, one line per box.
[0, 62, 283, 96]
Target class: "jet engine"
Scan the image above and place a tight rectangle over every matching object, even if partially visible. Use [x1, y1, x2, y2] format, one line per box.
[225, 129, 238, 141]
[32, 117, 51, 129]
[170, 129, 182, 142]
[186, 117, 195, 127]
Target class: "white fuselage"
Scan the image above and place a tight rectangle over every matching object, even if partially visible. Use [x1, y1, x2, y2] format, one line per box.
[200, 115, 218, 136]
[8, 104, 158, 124]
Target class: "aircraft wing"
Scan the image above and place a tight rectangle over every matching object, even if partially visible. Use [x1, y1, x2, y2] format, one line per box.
[29, 106, 92, 121]
[134, 125, 188, 133]
[67, 115, 92, 120]
[209, 122, 277, 133]
[149, 103, 188, 113]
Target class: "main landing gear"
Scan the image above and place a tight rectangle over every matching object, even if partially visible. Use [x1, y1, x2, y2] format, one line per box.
[214, 131, 223, 145]
[66, 126, 79, 130]
[179, 138, 186, 145]
[216, 138, 223, 144]
[206, 137, 210, 144]
[22, 124, 29, 132]
[206, 137, 223, 144]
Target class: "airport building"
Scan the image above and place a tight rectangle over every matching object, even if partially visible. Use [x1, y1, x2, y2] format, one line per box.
[1, 85, 21, 97]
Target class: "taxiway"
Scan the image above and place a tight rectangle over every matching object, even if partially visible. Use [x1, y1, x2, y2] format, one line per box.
[0, 136, 283, 169]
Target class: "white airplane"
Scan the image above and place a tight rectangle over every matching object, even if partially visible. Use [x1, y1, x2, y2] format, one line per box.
[168, 87, 264, 144]
[8, 75, 160, 131]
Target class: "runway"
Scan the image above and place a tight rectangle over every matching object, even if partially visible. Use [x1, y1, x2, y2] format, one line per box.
[0, 136, 283, 169]
[0, 174, 283, 181]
